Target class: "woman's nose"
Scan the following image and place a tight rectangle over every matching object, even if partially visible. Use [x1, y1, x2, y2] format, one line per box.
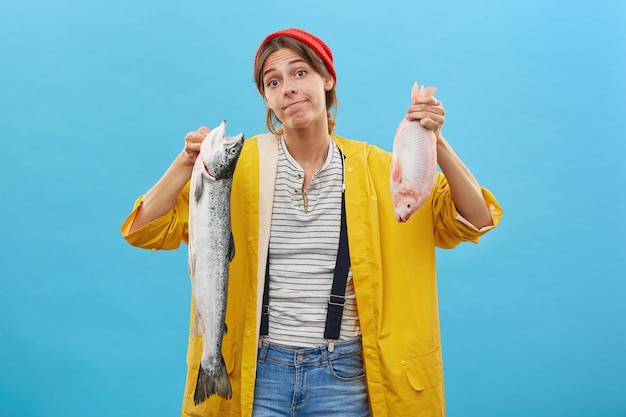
[282, 79, 297, 95]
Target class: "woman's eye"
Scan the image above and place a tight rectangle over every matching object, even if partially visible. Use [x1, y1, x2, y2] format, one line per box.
[295, 70, 306, 77]
[266, 80, 278, 88]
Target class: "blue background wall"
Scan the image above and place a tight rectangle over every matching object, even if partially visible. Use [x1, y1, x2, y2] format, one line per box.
[1, 1, 624, 416]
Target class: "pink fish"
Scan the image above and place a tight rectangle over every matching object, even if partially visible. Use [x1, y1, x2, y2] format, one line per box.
[390, 82, 437, 222]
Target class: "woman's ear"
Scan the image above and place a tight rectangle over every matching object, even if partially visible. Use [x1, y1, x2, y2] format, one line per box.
[324, 77, 334, 91]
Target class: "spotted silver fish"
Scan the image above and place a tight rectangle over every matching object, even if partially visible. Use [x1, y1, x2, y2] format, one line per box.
[188, 120, 244, 404]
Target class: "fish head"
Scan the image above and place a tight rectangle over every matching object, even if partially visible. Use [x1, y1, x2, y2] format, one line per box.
[201, 121, 245, 180]
[392, 184, 421, 222]
[209, 135, 244, 179]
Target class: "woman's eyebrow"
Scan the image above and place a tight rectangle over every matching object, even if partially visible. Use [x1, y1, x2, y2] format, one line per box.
[263, 59, 308, 79]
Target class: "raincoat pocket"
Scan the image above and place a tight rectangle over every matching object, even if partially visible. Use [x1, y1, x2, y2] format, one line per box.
[222, 337, 236, 374]
[403, 347, 443, 392]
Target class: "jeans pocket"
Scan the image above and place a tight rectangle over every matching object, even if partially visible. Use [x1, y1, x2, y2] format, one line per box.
[328, 353, 366, 382]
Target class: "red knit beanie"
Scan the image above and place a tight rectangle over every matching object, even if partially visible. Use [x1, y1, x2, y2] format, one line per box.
[254, 28, 336, 92]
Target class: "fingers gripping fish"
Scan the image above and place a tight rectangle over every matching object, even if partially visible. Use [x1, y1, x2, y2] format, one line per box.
[390, 82, 437, 222]
[188, 120, 244, 404]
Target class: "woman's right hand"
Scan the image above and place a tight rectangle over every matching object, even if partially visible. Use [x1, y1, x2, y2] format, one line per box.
[128, 126, 211, 233]
[182, 126, 211, 165]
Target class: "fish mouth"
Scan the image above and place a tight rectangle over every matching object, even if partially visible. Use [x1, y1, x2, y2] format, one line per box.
[218, 121, 244, 147]
[395, 212, 408, 223]
[223, 132, 244, 147]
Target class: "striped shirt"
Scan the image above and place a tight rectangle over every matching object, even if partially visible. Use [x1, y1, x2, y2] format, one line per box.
[264, 137, 361, 348]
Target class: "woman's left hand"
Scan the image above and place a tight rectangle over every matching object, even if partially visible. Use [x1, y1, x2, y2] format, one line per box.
[406, 96, 446, 137]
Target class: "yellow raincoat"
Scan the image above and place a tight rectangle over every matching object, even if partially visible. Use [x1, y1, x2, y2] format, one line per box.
[121, 134, 502, 417]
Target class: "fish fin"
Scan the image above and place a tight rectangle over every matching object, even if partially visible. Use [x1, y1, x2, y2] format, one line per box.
[228, 232, 235, 262]
[194, 358, 232, 404]
[188, 251, 195, 279]
[390, 158, 403, 184]
[191, 306, 202, 338]
[411, 82, 419, 104]
[193, 171, 204, 202]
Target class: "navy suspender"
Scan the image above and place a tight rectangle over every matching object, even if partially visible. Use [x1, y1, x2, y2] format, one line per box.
[260, 154, 350, 341]
[323, 190, 350, 339]
[260, 253, 270, 336]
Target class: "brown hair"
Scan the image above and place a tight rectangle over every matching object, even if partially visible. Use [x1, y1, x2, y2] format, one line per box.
[254, 36, 338, 135]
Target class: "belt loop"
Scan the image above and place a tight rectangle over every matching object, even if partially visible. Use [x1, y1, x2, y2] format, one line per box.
[257, 339, 269, 363]
[322, 344, 329, 366]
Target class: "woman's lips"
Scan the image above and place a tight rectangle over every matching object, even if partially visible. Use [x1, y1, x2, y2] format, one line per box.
[284, 100, 306, 110]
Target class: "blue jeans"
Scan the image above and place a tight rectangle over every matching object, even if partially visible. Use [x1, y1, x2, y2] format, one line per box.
[252, 338, 371, 417]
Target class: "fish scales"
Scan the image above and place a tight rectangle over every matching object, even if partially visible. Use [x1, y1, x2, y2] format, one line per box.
[390, 82, 437, 222]
[188, 120, 244, 405]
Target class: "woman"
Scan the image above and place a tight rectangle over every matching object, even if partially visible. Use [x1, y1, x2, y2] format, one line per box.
[121, 28, 502, 417]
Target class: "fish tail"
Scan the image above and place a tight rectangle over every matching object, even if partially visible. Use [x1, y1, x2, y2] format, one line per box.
[411, 82, 419, 103]
[423, 86, 437, 97]
[411, 82, 437, 102]
[193, 357, 232, 404]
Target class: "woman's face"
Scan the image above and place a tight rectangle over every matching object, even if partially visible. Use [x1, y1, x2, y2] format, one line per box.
[261, 47, 334, 132]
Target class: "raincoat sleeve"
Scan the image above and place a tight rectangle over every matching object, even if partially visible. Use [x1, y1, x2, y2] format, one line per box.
[431, 172, 502, 249]
[120, 181, 191, 250]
